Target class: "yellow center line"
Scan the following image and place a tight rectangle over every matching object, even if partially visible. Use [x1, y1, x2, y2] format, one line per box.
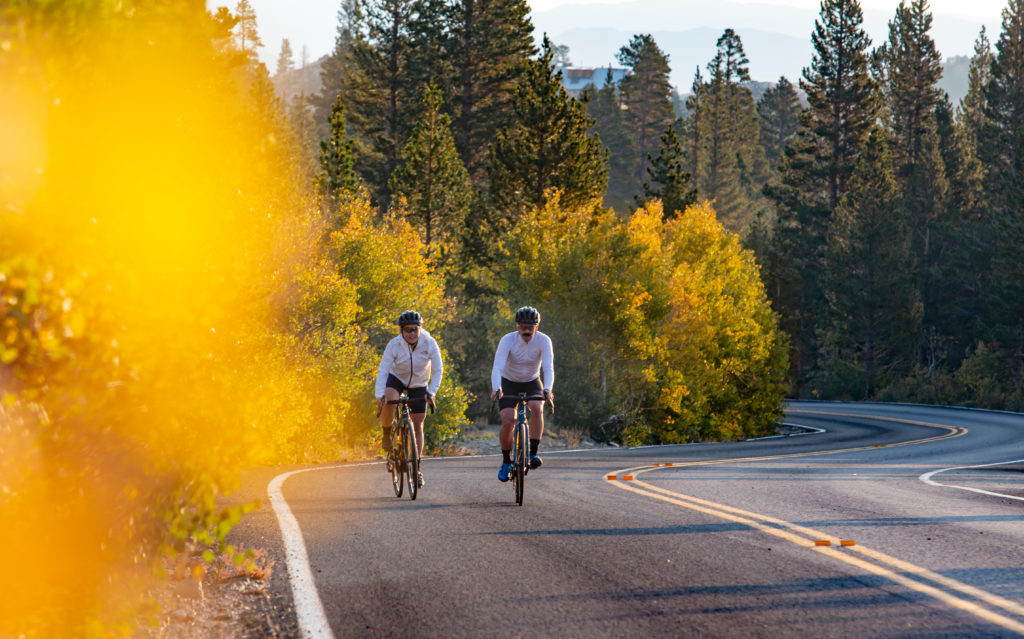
[605, 413, 1024, 634]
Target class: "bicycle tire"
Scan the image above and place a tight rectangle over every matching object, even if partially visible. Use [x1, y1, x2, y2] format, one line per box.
[404, 420, 419, 500]
[391, 420, 404, 498]
[514, 416, 527, 505]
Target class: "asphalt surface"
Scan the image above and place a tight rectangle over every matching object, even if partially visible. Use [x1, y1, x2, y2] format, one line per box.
[231, 401, 1024, 638]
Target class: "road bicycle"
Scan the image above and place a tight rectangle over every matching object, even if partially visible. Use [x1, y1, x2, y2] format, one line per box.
[507, 392, 552, 506]
[382, 394, 423, 500]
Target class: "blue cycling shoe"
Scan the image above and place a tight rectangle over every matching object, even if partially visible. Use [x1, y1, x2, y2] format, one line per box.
[498, 463, 512, 482]
[529, 455, 543, 469]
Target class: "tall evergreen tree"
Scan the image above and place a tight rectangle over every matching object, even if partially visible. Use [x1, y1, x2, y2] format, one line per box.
[488, 37, 608, 218]
[981, 0, 1024, 383]
[447, 0, 535, 187]
[955, 28, 992, 216]
[288, 92, 319, 182]
[695, 28, 770, 231]
[880, 0, 947, 366]
[312, 0, 363, 140]
[584, 68, 639, 211]
[764, 0, 878, 391]
[681, 66, 704, 194]
[979, 0, 1024, 218]
[636, 123, 697, 218]
[319, 93, 359, 203]
[757, 77, 803, 169]
[276, 38, 294, 77]
[617, 34, 675, 185]
[345, 0, 417, 205]
[233, 0, 263, 60]
[389, 83, 474, 258]
[821, 127, 920, 398]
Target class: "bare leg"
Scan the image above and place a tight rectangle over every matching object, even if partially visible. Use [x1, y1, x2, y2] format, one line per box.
[498, 407, 515, 449]
[411, 412, 426, 457]
[528, 400, 544, 440]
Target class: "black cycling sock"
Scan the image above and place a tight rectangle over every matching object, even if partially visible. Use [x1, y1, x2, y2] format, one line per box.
[502, 449, 511, 464]
[530, 439, 540, 456]
[382, 426, 391, 443]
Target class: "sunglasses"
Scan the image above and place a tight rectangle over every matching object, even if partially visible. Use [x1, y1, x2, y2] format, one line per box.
[403, 326, 420, 333]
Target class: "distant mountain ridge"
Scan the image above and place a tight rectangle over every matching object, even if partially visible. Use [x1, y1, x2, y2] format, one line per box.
[533, 0, 993, 102]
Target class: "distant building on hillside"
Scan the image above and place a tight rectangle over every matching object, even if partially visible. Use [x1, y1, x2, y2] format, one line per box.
[556, 66, 629, 98]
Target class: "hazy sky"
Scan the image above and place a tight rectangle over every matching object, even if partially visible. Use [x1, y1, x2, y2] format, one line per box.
[239, 0, 1008, 75]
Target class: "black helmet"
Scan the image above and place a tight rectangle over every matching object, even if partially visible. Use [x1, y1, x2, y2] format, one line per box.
[397, 310, 422, 327]
[514, 306, 540, 325]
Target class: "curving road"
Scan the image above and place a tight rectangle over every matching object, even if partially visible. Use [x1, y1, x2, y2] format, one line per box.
[240, 402, 1024, 637]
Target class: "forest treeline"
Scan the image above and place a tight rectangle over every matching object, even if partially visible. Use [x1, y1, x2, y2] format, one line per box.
[3, 0, 1023, 634]
[288, 0, 1024, 408]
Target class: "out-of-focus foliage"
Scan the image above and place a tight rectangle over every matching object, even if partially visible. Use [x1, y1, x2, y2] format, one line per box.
[502, 194, 789, 444]
[0, 2, 466, 636]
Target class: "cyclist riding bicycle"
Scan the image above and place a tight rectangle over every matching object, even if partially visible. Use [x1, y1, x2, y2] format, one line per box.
[490, 306, 554, 482]
[375, 310, 443, 488]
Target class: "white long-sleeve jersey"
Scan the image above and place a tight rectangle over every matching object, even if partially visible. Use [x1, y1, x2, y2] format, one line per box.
[490, 331, 554, 392]
[374, 329, 443, 398]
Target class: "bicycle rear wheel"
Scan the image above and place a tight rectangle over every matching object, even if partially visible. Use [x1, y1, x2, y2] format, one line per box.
[513, 420, 527, 505]
[403, 421, 419, 500]
[391, 425, 404, 498]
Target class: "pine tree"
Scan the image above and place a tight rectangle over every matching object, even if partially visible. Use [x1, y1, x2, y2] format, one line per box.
[584, 68, 639, 211]
[636, 123, 696, 218]
[880, 0, 947, 367]
[319, 93, 358, 202]
[757, 77, 803, 168]
[822, 127, 920, 398]
[276, 38, 294, 77]
[955, 28, 992, 215]
[312, 0, 362, 140]
[488, 37, 608, 218]
[389, 83, 474, 258]
[345, 0, 417, 205]
[979, 0, 1024, 218]
[288, 92, 319, 183]
[233, 0, 263, 60]
[764, 0, 879, 391]
[617, 34, 675, 186]
[447, 0, 536, 186]
[695, 28, 770, 231]
[680, 66, 704, 193]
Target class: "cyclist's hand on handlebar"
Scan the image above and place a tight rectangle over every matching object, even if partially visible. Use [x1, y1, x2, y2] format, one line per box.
[426, 393, 436, 413]
[491, 389, 502, 401]
[543, 389, 554, 410]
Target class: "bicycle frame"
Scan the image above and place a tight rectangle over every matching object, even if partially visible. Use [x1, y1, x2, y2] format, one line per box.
[385, 395, 420, 500]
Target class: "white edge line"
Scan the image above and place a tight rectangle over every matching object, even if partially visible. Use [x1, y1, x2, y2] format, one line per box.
[268, 467, 344, 639]
[746, 422, 827, 441]
[920, 459, 1024, 502]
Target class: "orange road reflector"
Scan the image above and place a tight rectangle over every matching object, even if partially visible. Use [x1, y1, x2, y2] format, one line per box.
[840, 540, 856, 547]
[652, 463, 661, 466]
[606, 475, 617, 480]
[665, 462, 674, 467]
[622, 475, 634, 481]
[814, 540, 831, 546]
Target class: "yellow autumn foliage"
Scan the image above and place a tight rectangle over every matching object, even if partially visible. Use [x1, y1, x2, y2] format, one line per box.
[503, 196, 788, 443]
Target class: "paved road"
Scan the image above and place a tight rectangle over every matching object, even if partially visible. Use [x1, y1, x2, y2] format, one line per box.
[248, 402, 1024, 638]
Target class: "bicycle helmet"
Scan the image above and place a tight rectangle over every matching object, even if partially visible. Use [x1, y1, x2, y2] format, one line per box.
[514, 306, 540, 324]
[397, 310, 422, 327]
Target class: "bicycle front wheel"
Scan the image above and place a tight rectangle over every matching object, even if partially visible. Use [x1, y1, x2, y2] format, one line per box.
[513, 420, 527, 505]
[404, 421, 419, 500]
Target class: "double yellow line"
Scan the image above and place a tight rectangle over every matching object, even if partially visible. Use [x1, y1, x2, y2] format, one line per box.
[606, 412, 1024, 634]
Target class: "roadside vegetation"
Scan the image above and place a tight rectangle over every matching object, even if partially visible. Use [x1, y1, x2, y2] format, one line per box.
[6, 0, 1024, 634]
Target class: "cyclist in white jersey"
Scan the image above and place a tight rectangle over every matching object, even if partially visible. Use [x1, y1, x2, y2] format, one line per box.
[375, 310, 443, 488]
[490, 306, 554, 482]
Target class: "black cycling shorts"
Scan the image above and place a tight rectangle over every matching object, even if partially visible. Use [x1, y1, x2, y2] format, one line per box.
[498, 377, 543, 410]
[386, 373, 428, 415]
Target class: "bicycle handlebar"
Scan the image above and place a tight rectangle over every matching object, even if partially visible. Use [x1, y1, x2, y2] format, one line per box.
[381, 395, 435, 414]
